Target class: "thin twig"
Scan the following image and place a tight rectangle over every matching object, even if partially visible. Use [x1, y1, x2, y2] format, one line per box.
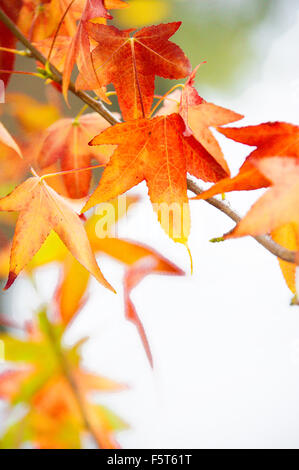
[0, 7, 296, 265]
[0, 8, 119, 126]
[187, 178, 296, 264]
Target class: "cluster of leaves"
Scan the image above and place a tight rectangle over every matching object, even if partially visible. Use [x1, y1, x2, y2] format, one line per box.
[0, 309, 128, 449]
[0, 0, 298, 449]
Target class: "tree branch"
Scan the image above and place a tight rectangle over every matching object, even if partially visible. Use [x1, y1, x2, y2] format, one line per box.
[187, 179, 296, 263]
[0, 8, 119, 126]
[0, 7, 296, 265]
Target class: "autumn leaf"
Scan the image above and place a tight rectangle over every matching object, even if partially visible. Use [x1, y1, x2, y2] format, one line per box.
[34, 35, 72, 73]
[37, 113, 116, 198]
[0, 310, 127, 449]
[224, 157, 299, 259]
[83, 114, 227, 243]
[179, 66, 243, 174]
[26, 198, 183, 339]
[62, 0, 113, 102]
[218, 155, 299, 295]
[0, 176, 114, 291]
[76, 22, 191, 120]
[0, 197, 183, 363]
[30, 373, 127, 449]
[17, 0, 61, 41]
[17, 0, 83, 41]
[54, 0, 86, 37]
[193, 122, 299, 200]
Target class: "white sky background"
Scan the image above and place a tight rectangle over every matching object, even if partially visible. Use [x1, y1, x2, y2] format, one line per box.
[2, 1, 299, 449]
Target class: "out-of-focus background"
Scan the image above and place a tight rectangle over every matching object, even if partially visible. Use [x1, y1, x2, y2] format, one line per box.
[1, 0, 299, 448]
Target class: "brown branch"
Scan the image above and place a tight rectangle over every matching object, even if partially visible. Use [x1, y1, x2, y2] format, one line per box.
[0, 8, 119, 126]
[187, 179, 296, 264]
[0, 7, 296, 266]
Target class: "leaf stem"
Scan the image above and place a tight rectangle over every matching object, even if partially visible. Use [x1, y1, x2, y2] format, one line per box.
[0, 69, 41, 78]
[0, 46, 30, 56]
[149, 83, 184, 118]
[41, 163, 105, 181]
[73, 104, 89, 122]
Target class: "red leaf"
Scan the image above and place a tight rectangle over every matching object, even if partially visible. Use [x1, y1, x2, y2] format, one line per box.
[76, 22, 191, 120]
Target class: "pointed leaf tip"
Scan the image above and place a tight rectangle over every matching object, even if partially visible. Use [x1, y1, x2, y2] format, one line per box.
[4, 272, 17, 290]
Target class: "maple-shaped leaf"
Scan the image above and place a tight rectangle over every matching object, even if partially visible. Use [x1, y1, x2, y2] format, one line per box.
[82, 114, 227, 243]
[76, 22, 191, 120]
[17, 0, 61, 41]
[30, 373, 127, 449]
[224, 157, 299, 262]
[193, 122, 299, 200]
[37, 113, 116, 198]
[179, 66, 243, 174]
[62, 0, 113, 102]
[0, 198, 183, 364]
[0, 177, 114, 291]
[17, 0, 85, 42]
[0, 310, 126, 449]
[26, 198, 182, 328]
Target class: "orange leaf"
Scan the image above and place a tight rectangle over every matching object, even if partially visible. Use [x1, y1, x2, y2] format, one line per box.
[194, 122, 299, 200]
[0, 177, 114, 291]
[179, 66, 243, 174]
[54, 256, 90, 325]
[83, 114, 227, 243]
[225, 157, 299, 250]
[62, 0, 111, 102]
[18, 0, 61, 42]
[76, 22, 191, 120]
[32, 372, 126, 449]
[34, 35, 72, 73]
[38, 113, 114, 198]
